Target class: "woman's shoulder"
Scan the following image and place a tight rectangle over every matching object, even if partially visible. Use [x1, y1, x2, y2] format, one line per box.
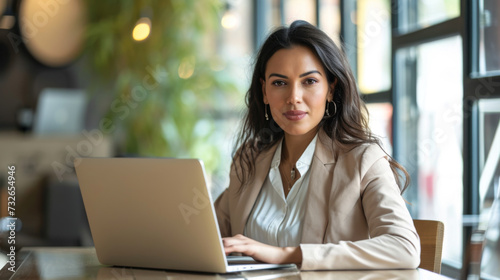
[344, 142, 386, 158]
[336, 143, 388, 173]
[316, 131, 388, 167]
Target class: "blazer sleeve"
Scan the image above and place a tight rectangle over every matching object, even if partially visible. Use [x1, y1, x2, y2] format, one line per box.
[300, 147, 421, 270]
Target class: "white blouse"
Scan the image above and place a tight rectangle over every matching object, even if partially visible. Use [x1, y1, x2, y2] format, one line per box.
[244, 134, 318, 247]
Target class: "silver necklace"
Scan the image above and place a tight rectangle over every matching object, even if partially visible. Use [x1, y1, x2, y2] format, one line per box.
[281, 162, 297, 194]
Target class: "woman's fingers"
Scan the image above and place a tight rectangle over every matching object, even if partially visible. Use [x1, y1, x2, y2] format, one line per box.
[221, 235, 296, 264]
[222, 235, 258, 255]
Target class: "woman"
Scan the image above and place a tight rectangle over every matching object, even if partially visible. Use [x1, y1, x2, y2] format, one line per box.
[214, 20, 420, 270]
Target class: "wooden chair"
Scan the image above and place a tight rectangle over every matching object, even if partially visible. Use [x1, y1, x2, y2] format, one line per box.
[413, 219, 445, 273]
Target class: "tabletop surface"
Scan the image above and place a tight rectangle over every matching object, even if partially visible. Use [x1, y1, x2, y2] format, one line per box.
[0, 247, 453, 280]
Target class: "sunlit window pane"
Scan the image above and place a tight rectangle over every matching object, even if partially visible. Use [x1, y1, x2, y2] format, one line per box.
[418, 0, 460, 27]
[366, 103, 393, 155]
[478, 0, 500, 75]
[284, 0, 316, 25]
[212, 0, 253, 198]
[220, 1, 252, 60]
[398, 0, 460, 33]
[319, 0, 341, 46]
[417, 36, 463, 264]
[395, 36, 463, 264]
[357, 0, 391, 94]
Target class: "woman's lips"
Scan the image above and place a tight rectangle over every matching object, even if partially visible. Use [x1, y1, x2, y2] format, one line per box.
[284, 110, 307, 121]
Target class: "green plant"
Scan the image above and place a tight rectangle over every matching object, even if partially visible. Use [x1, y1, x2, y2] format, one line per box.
[85, 0, 240, 173]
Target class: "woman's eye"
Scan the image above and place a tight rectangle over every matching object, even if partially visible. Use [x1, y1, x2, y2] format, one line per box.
[272, 80, 286, 86]
[304, 78, 318, 85]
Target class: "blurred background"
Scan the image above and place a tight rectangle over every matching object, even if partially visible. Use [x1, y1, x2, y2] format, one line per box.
[0, 0, 499, 278]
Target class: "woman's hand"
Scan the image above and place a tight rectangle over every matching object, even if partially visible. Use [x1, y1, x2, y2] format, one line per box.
[222, 234, 302, 265]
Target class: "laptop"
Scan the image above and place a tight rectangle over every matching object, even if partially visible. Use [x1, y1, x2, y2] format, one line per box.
[75, 158, 296, 274]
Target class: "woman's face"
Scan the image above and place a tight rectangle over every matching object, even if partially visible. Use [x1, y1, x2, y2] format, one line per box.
[262, 45, 333, 137]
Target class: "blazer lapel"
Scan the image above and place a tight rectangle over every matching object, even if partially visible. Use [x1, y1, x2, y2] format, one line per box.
[232, 145, 278, 235]
[301, 130, 336, 243]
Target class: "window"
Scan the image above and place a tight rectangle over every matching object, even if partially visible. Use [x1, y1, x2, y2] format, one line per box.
[284, 0, 316, 25]
[366, 103, 393, 155]
[476, 0, 500, 76]
[397, 0, 460, 34]
[357, 0, 391, 94]
[395, 36, 464, 263]
[319, 0, 341, 45]
[210, 0, 254, 198]
[254, 0, 341, 50]
[476, 98, 500, 278]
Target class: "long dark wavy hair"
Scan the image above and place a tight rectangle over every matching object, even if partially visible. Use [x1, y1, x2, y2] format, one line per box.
[234, 20, 410, 193]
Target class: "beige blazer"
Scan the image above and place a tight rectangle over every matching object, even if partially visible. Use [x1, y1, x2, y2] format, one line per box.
[214, 130, 421, 270]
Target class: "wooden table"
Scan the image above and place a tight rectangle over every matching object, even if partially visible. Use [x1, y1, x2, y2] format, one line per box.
[0, 247, 453, 279]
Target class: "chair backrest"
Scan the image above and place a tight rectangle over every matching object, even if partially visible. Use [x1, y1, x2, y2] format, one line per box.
[413, 219, 445, 273]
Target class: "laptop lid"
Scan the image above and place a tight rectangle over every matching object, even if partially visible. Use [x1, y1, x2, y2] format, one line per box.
[75, 158, 294, 274]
